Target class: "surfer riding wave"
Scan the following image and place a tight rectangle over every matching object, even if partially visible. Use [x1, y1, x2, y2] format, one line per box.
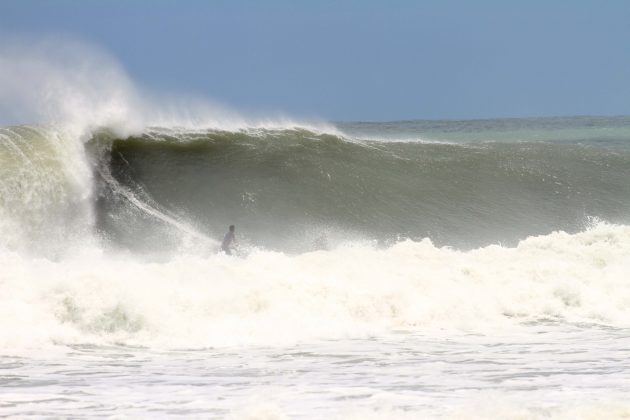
[221, 225, 237, 255]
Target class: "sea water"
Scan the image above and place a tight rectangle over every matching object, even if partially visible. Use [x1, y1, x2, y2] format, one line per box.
[1, 42, 630, 419]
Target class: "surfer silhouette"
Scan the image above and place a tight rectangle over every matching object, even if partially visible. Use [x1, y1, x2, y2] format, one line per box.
[221, 225, 237, 255]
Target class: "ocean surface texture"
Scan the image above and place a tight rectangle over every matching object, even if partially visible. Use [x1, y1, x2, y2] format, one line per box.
[1, 116, 630, 418]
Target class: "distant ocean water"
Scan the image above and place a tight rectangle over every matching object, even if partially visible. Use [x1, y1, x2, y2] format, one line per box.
[1, 115, 630, 418]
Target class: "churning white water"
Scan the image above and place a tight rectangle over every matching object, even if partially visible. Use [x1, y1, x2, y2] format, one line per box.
[1, 225, 630, 418]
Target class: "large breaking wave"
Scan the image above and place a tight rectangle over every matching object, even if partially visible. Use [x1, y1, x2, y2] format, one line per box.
[1, 38, 630, 350]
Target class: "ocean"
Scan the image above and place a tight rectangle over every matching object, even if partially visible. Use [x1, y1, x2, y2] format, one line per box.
[1, 114, 630, 418]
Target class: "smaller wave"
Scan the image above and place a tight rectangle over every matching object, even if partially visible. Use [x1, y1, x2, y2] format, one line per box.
[336, 116, 630, 147]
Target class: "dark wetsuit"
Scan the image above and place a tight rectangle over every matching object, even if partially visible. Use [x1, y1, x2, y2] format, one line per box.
[221, 231, 235, 255]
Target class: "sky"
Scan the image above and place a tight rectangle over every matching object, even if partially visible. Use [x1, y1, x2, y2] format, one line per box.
[1, 0, 630, 121]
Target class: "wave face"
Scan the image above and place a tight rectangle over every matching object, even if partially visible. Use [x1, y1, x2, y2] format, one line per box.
[94, 120, 630, 253]
[2, 116, 630, 348]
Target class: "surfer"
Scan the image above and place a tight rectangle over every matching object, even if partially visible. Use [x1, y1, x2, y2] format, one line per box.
[221, 225, 237, 255]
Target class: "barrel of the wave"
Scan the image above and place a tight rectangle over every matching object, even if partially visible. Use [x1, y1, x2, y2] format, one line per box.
[97, 123, 630, 253]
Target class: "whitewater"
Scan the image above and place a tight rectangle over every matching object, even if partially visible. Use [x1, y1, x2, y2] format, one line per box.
[1, 40, 630, 418]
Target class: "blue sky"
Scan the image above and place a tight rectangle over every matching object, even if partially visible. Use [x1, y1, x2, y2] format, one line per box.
[1, 0, 629, 121]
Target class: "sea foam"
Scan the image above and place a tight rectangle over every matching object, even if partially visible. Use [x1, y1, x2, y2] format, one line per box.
[1, 223, 628, 350]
